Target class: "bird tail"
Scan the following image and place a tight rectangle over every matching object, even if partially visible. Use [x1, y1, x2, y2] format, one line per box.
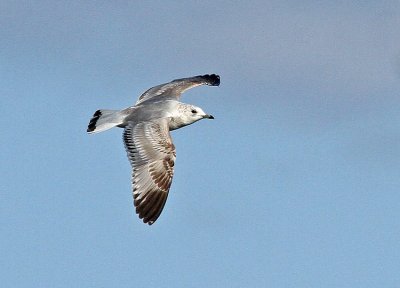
[87, 109, 125, 134]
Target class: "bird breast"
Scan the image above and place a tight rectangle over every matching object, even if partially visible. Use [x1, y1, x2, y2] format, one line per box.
[168, 115, 192, 131]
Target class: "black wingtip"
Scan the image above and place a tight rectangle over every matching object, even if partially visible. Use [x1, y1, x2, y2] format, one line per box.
[202, 74, 220, 86]
[87, 110, 102, 132]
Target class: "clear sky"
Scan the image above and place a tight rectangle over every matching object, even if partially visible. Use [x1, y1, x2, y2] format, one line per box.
[1, 1, 400, 287]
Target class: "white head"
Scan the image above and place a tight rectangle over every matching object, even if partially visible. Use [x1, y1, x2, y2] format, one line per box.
[171, 103, 214, 130]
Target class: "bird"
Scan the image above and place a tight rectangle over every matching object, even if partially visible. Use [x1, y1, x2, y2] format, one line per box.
[87, 74, 220, 225]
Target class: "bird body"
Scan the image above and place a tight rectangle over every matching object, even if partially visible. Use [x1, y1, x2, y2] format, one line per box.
[87, 74, 220, 225]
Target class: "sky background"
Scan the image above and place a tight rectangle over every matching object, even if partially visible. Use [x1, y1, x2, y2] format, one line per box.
[1, 1, 400, 287]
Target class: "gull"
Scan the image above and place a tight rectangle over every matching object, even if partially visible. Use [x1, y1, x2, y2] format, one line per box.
[87, 74, 220, 225]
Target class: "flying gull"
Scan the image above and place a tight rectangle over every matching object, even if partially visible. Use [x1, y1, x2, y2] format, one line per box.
[87, 74, 220, 225]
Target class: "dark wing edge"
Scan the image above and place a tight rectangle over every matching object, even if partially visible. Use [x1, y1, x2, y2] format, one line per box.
[123, 121, 176, 225]
[136, 74, 220, 105]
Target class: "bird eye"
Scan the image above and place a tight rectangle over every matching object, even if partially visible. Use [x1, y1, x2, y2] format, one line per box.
[191, 109, 197, 114]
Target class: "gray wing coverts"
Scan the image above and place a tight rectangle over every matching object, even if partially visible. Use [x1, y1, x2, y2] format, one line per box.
[136, 74, 220, 105]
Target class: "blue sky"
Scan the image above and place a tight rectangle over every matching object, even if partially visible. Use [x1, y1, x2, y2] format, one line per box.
[1, 1, 400, 287]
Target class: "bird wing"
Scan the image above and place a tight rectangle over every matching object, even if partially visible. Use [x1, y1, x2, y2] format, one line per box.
[136, 74, 220, 105]
[123, 119, 176, 225]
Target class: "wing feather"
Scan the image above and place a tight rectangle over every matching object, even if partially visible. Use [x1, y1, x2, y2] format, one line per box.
[136, 74, 220, 105]
[123, 120, 176, 225]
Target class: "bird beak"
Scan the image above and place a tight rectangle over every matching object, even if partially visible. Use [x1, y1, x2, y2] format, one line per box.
[204, 114, 214, 119]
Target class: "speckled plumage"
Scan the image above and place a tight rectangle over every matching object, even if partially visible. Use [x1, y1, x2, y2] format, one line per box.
[87, 74, 220, 225]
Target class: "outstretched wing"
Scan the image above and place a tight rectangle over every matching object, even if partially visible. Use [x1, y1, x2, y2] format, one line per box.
[136, 74, 220, 105]
[123, 120, 176, 225]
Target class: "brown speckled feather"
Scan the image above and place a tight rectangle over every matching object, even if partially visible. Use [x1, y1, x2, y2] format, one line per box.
[123, 120, 176, 225]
